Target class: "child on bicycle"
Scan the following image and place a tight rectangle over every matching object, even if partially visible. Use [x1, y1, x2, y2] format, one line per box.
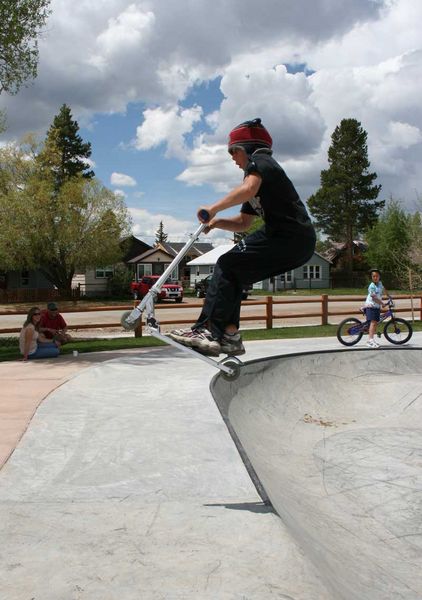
[364, 269, 386, 348]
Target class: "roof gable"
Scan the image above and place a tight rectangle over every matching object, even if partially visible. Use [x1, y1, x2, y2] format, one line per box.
[164, 241, 214, 257]
[128, 246, 174, 263]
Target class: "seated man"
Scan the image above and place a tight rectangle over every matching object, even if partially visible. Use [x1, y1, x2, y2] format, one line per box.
[40, 302, 72, 345]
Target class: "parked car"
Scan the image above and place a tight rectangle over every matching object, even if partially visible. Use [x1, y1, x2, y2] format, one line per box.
[194, 274, 250, 300]
[130, 276, 184, 302]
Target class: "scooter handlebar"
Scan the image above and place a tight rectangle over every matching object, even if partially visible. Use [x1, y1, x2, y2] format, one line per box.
[198, 209, 210, 223]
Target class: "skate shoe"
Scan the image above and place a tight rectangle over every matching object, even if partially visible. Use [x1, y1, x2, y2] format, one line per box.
[220, 333, 245, 356]
[366, 339, 379, 348]
[169, 327, 221, 357]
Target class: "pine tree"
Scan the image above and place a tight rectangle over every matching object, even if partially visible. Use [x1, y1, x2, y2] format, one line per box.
[155, 220, 168, 244]
[37, 104, 94, 190]
[308, 118, 384, 271]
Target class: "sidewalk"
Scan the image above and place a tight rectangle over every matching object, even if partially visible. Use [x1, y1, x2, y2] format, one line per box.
[0, 348, 158, 467]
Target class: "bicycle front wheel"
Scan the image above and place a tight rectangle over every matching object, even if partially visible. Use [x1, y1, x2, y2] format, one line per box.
[337, 318, 364, 346]
[383, 318, 413, 345]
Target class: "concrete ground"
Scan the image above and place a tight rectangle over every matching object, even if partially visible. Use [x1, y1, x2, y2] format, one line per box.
[0, 334, 421, 600]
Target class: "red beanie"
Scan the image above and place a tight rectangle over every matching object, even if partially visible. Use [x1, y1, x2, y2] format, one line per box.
[228, 118, 272, 150]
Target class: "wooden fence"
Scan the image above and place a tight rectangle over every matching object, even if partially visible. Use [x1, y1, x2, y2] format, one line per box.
[1, 295, 420, 337]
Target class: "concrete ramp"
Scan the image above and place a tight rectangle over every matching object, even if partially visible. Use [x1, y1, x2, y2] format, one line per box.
[211, 348, 422, 600]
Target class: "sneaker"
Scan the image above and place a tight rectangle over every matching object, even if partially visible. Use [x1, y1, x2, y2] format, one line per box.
[366, 339, 379, 348]
[220, 333, 245, 356]
[169, 327, 221, 357]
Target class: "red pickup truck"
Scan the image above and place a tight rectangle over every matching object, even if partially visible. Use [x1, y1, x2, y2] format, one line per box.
[130, 275, 184, 302]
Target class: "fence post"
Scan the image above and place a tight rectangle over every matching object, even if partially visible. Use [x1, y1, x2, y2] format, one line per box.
[321, 294, 328, 325]
[420, 296, 422, 322]
[133, 299, 143, 338]
[266, 295, 273, 330]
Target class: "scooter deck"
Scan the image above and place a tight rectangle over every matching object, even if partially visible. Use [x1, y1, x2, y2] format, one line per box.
[149, 327, 243, 380]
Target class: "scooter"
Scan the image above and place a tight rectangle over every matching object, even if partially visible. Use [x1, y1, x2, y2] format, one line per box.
[121, 213, 243, 380]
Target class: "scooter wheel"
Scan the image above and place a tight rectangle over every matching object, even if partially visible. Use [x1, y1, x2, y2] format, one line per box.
[120, 310, 139, 331]
[220, 357, 243, 381]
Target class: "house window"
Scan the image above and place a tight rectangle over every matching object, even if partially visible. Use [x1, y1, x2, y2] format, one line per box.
[137, 264, 152, 278]
[169, 267, 178, 280]
[303, 265, 321, 280]
[21, 270, 30, 286]
[95, 266, 114, 279]
[280, 271, 293, 282]
[209, 265, 215, 274]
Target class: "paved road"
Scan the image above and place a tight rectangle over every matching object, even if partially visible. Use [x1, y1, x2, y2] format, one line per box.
[0, 296, 418, 335]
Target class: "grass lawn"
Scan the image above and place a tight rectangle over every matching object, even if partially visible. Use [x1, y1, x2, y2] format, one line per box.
[2, 320, 421, 362]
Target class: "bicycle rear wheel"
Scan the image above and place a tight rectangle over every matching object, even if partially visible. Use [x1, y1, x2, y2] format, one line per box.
[383, 318, 413, 345]
[337, 318, 364, 346]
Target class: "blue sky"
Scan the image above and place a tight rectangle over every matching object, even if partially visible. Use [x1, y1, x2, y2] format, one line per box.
[1, 0, 422, 247]
[82, 78, 226, 239]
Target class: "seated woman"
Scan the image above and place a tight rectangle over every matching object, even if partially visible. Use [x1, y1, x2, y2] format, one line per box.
[19, 307, 60, 361]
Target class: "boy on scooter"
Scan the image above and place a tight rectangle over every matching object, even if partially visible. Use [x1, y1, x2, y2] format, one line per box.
[170, 118, 316, 356]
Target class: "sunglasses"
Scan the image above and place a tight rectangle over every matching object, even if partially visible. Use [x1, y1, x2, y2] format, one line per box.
[33, 312, 41, 316]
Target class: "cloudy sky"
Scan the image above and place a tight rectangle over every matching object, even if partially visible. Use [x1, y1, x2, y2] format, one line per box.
[1, 0, 421, 246]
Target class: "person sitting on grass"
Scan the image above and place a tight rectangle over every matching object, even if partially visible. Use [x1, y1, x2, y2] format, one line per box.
[39, 302, 72, 346]
[19, 307, 60, 361]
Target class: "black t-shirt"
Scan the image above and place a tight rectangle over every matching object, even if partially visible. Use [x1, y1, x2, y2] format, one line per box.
[240, 149, 314, 236]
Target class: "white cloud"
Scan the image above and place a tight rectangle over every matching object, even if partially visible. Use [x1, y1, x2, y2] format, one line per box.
[1, 0, 421, 212]
[134, 105, 203, 158]
[93, 4, 155, 61]
[385, 122, 422, 149]
[176, 143, 239, 193]
[110, 172, 137, 187]
[0, 0, 386, 137]
[129, 207, 233, 247]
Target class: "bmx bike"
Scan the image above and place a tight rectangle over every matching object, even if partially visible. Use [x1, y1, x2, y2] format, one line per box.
[336, 296, 413, 347]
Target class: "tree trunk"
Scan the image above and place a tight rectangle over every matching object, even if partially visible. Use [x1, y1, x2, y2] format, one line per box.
[39, 263, 74, 298]
[345, 224, 354, 274]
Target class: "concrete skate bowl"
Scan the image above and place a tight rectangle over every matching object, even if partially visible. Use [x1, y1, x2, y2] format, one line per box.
[211, 348, 422, 600]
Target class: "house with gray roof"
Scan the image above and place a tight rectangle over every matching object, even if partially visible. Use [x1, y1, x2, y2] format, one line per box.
[187, 245, 332, 290]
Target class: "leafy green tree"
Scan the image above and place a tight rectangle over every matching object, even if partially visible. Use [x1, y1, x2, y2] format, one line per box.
[37, 104, 94, 189]
[365, 200, 412, 278]
[315, 238, 332, 256]
[308, 118, 384, 271]
[409, 211, 422, 262]
[109, 263, 134, 297]
[405, 211, 422, 291]
[155, 220, 168, 244]
[0, 140, 132, 294]
[233, 216, 264, 243]
[0, 0, 51, 95]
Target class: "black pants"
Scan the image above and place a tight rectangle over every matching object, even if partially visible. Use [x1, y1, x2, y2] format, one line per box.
[194, 227, 316, 340]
